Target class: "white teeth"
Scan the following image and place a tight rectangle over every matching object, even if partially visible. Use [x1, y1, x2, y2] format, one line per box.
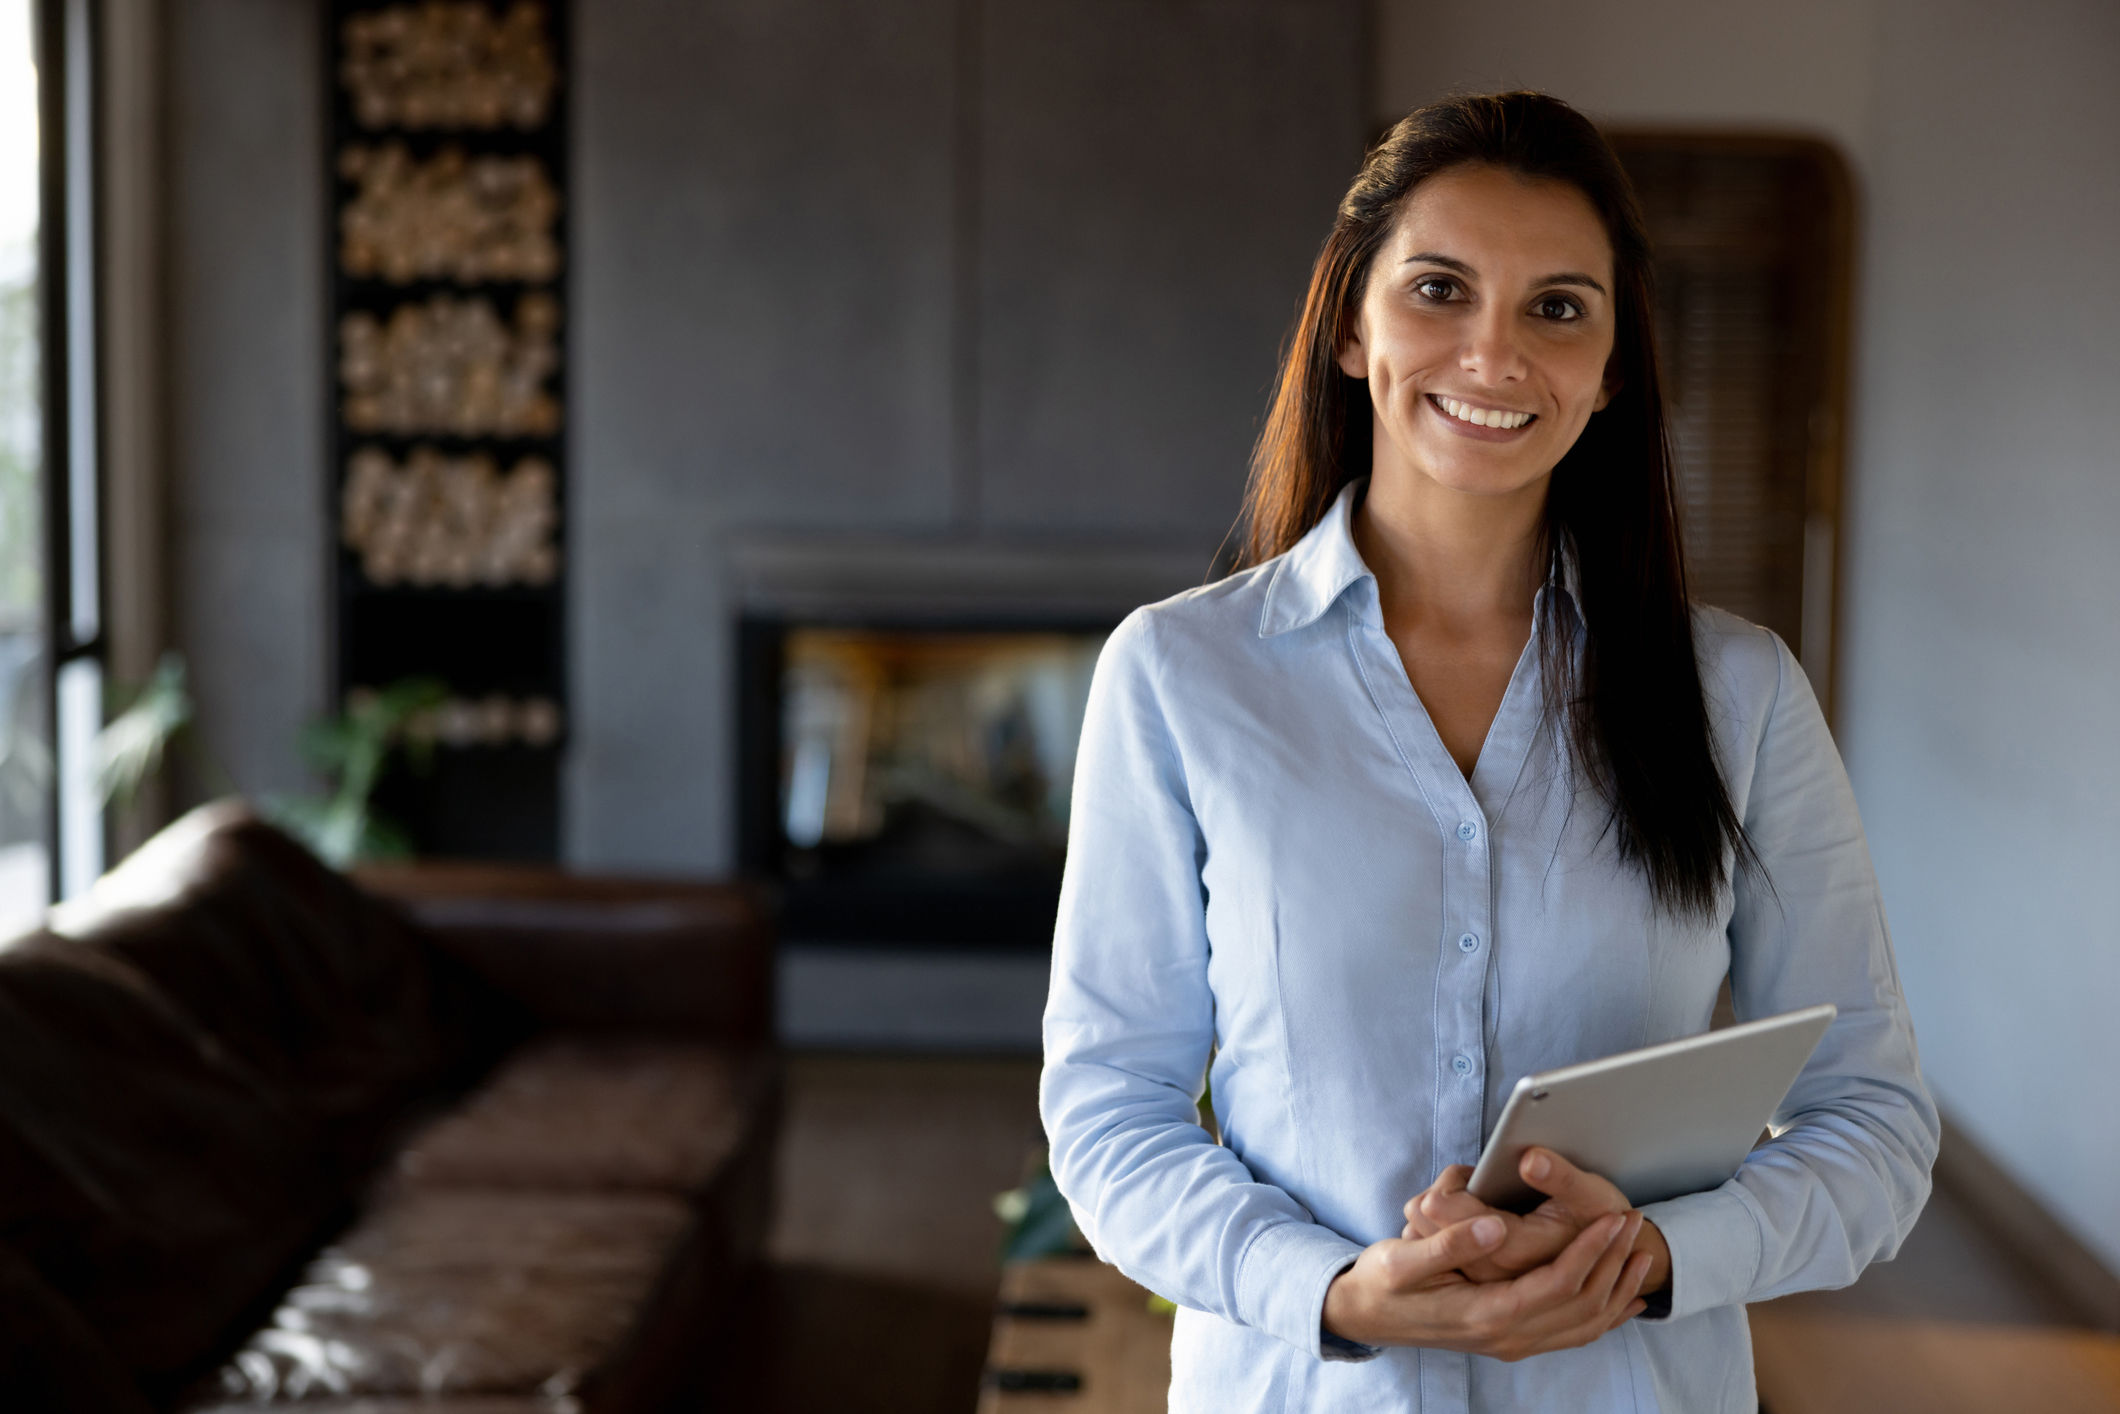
[1438, 395, 1532, 430]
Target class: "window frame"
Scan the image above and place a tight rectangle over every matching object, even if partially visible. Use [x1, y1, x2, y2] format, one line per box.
[31, 0, 106, 902]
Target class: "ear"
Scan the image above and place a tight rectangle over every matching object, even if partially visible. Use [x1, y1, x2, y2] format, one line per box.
[1592, 360, 1623, 411]
[1335, 319, 1368, 380]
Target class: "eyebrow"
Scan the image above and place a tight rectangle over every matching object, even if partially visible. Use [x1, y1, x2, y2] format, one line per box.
[1404, 251, 1608, 297]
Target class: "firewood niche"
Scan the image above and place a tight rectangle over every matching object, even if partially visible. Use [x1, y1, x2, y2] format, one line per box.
[329, 0, 568, 860]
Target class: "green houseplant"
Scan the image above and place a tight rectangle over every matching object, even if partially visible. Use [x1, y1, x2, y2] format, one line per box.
[94, 655, 446, 868]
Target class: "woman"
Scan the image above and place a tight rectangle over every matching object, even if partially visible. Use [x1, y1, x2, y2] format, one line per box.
[1039, 91, 1937, 1413]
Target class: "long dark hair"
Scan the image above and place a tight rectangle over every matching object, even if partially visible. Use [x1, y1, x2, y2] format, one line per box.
[1236, 90, 1754, 919]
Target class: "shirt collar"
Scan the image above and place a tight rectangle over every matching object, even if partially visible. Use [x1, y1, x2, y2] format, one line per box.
[1256, 476, 1582, 638]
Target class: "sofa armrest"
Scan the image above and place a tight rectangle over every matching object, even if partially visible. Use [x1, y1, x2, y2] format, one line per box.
[353, 862, 775, 1045]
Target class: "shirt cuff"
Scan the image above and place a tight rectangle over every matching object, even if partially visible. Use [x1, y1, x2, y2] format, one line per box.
[1635, 1184, 1764, 1323]
[1233, 1220, 1372, 1361]
[1318, 1259, 1383, 1362]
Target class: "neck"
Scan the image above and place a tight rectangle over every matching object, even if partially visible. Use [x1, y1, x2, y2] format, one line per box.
[1351, 460, 1549, 632]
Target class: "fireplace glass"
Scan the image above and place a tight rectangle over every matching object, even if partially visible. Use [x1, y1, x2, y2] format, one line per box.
[740, 620, 1112, 951]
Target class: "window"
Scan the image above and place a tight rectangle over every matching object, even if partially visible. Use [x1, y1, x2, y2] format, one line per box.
[0, 0, 103, 937]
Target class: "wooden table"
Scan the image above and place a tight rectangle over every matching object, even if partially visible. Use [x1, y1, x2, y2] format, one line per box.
[979, 1258, 1174, 1413]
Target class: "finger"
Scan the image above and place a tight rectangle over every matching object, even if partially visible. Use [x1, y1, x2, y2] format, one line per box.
[1560, 1255, 1653, 1350]
[1399, 1216, 1446, 1242]
[1516, 1228, 1647, 1352]
[1583, 1213, 1643, 1308]
[1533, 1211, 1635, 1331]
[1602, 1253, 1652, 1329]
[1419, 1187, 1492, 1231]
[1418, 1165, 1476, 1216]
[1374, 1214, 1507, 1291]
[1518, 1147, 1625, 1213]
[1514, 1211, 1627, 1304]
[1403, 1164, 1472, 1215]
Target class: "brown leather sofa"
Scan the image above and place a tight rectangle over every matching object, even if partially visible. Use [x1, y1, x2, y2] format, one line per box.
[0, 800, 780, 1413]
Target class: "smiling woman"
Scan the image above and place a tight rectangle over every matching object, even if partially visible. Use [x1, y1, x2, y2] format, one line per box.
[1240, 102, 1750, 919]
[1039, 91, 1937, 1414]
[1339, 169, 1617, 480]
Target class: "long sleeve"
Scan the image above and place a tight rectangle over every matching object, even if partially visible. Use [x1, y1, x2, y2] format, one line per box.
[1640, 631, 1940, 1322]
[1039, 608, 1372, 1362]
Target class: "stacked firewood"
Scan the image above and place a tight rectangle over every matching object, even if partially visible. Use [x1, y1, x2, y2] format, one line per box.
[340, 1, 556, 130]
[339, 293, 560, 436]
[341, 447, 558, 588]
[348, 686, 565, 748]
[340, 143, 559, 284]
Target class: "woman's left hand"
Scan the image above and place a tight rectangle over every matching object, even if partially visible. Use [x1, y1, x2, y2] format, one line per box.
[1402, 1148, 1670, 1291]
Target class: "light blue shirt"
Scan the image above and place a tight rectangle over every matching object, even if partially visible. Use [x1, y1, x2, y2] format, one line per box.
[1039, 478, 1937, 1413]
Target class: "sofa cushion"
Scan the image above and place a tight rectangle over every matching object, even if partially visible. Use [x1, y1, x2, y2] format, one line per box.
[49, 801, 519, 1175]
[0, 929, 341, 1382]
[190, 1190, 696, 1405]
[392, 1037, 768, 1196]
[0, 1238, 157, 1414]
[360, 874, 771, 1043]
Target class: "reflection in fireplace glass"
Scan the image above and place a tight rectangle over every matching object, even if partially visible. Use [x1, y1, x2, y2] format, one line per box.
[779, 630, 1107, 879]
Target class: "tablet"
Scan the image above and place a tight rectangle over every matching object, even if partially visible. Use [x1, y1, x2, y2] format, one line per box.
[1465, 1003, 1837, 1213]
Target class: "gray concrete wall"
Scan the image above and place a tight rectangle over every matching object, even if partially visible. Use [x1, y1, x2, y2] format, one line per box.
[1375, 0, 2120, 1276]
[167, 0, 326, 803]
[163, 0, 1364, 872]
[567, 0, 963, 872]
[976, 0, 1362, 538]
[565, 0, 1363, 870]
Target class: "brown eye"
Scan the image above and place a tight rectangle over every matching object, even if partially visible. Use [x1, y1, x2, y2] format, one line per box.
[1414, 277, 1456, 302]
[1536, 295, 1586, 321]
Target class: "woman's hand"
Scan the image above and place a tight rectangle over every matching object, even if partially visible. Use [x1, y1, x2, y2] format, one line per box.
[1401, 1149, 1670, 1292]
[1322, 1210, 1652, 1360]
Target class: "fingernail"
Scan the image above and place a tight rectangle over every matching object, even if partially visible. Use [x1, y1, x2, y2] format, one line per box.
[1527, 1152, 1550, 1180]
[1473, 1216, 1505, 1246]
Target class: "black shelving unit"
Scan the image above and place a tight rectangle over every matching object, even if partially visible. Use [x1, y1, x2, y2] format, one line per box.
[327, 0, 569, 859]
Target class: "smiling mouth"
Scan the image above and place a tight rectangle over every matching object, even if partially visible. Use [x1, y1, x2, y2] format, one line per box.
[1427, 393, 1537, 431]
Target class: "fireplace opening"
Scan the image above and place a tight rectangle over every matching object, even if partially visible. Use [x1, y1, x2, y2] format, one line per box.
[738, 616, 1115, 954]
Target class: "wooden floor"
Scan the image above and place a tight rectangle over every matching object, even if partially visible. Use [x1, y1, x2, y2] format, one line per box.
[699, 1054, 1045, 1411]
[703, 1053, 2120, 1413]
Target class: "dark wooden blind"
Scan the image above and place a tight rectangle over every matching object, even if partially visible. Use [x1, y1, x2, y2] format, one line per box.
[1610, 135, 1853, 717]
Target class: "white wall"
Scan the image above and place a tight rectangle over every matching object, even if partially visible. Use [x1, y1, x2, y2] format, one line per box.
[1835, 0, 2120, 1277]
[1375, 0, 2120, 1274]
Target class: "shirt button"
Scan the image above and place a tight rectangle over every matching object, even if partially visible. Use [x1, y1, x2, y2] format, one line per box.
[1457, 820, 1478, 842]
[1458, 932, 1480, 953]
[1452, 1054, 1475, 1076]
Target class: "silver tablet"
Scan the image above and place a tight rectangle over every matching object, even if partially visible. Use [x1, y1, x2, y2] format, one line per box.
[1466, 1003, 1837, 1213]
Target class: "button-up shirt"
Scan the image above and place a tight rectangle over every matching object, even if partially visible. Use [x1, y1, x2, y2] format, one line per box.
[1039, 478, 1938, 1413]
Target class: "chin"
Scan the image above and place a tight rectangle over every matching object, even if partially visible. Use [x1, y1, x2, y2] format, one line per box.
[1414, 454, 1552, 500]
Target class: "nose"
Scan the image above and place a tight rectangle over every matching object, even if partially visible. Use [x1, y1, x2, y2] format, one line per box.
[1460, 303, 1529, 384]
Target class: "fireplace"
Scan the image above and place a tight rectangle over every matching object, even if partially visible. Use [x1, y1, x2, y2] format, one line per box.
[736, 617, 1112, 954]
[730, 536, 1207, 1048]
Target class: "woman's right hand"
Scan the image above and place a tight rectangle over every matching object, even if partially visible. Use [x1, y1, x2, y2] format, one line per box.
[1321, 1210, 1651, 1361]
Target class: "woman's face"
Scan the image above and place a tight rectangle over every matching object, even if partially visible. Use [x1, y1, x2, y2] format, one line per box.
[1338, 162, 1620, 505]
